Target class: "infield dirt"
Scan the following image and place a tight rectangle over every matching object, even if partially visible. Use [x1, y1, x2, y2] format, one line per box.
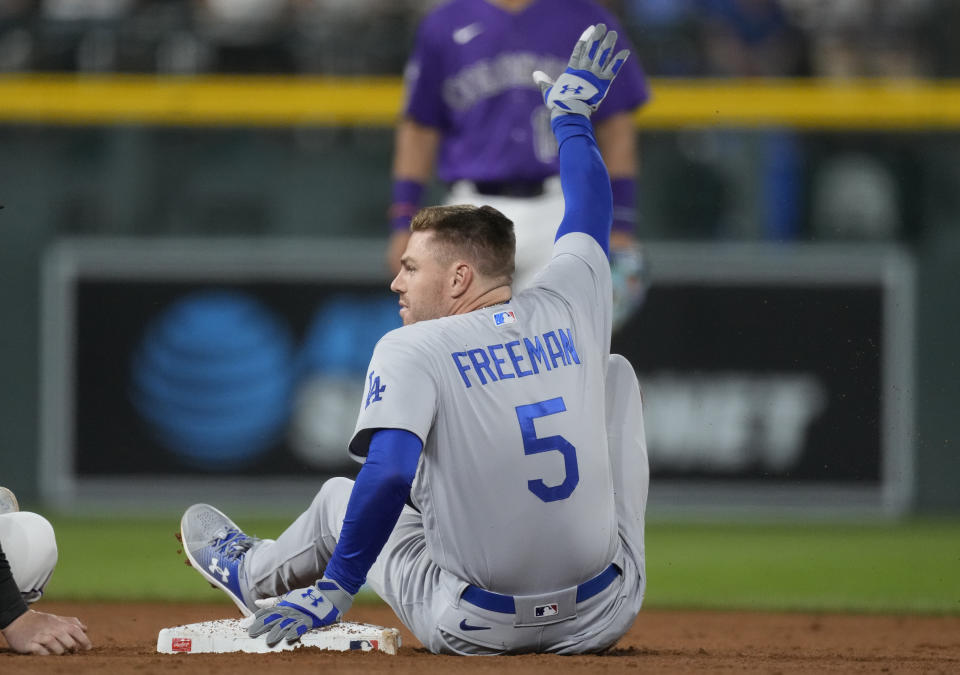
[2, 602, 958, 673]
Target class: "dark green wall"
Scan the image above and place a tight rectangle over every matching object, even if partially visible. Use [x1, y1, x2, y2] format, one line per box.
[1, 125, 958, 511]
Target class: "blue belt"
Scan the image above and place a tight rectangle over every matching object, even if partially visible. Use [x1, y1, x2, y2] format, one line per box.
[461, 563, 621, 614]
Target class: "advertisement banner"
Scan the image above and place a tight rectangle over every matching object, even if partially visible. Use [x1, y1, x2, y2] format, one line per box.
[41, 240, 914, 514]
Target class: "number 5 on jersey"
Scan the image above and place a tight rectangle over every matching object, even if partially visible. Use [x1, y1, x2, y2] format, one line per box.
[515, 397, 579, 502]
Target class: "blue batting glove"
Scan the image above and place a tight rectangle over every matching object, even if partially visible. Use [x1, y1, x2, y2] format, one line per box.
[533, 23, 630, 119]
[247, 578, 353, 647]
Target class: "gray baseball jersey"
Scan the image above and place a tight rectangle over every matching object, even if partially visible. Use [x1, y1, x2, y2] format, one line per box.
[351, 232, 614, 595]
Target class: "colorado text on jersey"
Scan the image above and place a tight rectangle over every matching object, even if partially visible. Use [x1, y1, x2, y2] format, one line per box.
[451, 328, 580, 389]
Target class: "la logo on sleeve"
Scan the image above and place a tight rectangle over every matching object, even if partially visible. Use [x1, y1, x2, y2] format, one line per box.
[365, 371, 386, 408]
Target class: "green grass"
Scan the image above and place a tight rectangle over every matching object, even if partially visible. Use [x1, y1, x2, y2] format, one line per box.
[46, 515, 292, 605]
[644, 520, 960, 614]
[42, 514, 960, 614]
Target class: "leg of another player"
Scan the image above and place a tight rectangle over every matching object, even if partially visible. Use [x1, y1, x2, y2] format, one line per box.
[0, 511, 58, 602]
[0, 510, 90, 655]
[604, 354, 650, 587]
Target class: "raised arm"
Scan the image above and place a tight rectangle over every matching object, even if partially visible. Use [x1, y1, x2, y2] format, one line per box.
[552, 115, 612, 255]
[533, 24, 631, 257]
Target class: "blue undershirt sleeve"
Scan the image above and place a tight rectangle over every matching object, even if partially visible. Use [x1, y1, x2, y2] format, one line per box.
[552, 114, 612, 257]
[322, 428, 422, 595]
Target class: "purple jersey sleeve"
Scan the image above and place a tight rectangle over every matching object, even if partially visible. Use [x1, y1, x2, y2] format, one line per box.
[403, 13, 451, 131]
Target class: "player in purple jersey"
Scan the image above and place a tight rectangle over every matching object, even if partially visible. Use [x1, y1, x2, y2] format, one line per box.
[388, 0, 651, 328]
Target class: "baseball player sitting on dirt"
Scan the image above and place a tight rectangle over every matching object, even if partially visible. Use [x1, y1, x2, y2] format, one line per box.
[0, 487, 92, 655]
[181, 24, 649, 655]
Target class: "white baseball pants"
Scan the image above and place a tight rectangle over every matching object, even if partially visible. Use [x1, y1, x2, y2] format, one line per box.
[0, 512, 58, 603]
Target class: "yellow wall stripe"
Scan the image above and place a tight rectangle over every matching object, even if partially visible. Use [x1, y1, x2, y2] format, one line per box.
[0, 75, 404, 126]
[2, 75, 959, 129]
[644, 79, 960, 129]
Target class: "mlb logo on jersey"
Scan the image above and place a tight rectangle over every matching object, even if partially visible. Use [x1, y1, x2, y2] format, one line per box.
[534, 603, 559, 618]
[493, 309, 516, 326]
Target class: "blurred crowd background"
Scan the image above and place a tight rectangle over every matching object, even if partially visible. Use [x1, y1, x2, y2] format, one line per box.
[1, 0, 958, 78]
[1, 0, 958, 244]
[2, 0, 959, 513]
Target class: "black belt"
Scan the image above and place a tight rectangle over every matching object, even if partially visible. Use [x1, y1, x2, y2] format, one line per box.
[461, 563, 621, 614]
[471, 179, 545, 198]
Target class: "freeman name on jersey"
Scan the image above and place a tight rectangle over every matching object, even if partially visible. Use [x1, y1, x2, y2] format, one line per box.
[451, 328, 580, 389]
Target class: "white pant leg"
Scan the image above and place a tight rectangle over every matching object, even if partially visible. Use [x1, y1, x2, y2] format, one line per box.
[0, 512, 58, 603]
[445, 179, 565, 292]
[605, 354, 649, 601]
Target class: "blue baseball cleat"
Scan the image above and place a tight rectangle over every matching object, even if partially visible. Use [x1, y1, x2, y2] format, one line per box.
[180, 503, 261, 616]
